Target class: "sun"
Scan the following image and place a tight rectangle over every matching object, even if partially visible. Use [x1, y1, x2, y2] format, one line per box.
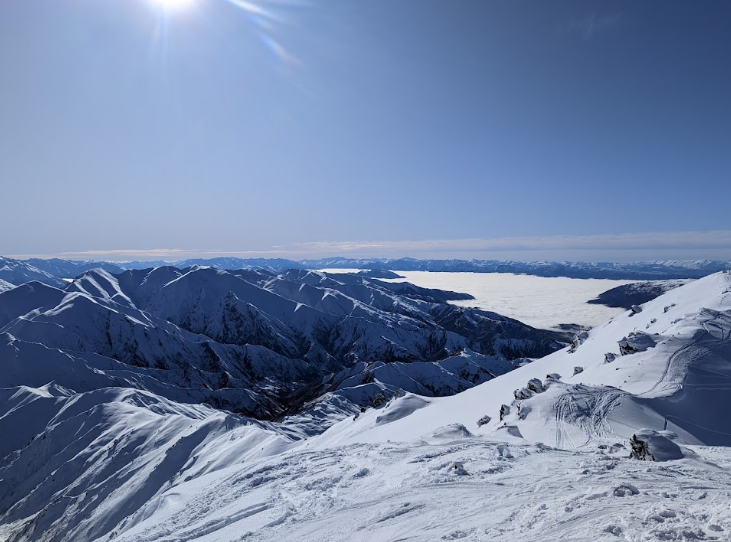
[150, 0, 195, 11]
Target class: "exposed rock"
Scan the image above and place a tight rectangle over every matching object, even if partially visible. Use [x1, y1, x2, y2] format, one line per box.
[568, 331, 589, 353]
[527, 378, 545, 393]
[618, 332, 658, 356]
[476, 415, 491, 427]
[629, 430, 684, 462]
[513, 387, 533, 400]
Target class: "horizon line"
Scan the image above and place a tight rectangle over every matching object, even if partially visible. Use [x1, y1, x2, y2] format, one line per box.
[3, 230, 731, 264]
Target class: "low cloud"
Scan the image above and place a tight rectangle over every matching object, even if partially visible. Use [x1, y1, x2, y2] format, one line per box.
[286, 231, 731, 261]
[19, 230, 731, 263]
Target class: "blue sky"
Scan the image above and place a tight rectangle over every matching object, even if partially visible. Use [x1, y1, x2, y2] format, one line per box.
[0, 0, 729, 261]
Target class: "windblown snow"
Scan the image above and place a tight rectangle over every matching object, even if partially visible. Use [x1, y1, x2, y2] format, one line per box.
[2, 271, 731, 541]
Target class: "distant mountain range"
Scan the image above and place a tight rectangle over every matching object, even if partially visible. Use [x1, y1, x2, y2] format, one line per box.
[2, 255, 731, 286]
[0, 266, 563, 420]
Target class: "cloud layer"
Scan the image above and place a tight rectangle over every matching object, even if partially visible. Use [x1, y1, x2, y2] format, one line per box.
[11, 230, 731, 262]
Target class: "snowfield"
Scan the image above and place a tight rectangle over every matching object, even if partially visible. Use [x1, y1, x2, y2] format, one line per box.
[111, 435, 731, 542]
[2, 272, 731, 541]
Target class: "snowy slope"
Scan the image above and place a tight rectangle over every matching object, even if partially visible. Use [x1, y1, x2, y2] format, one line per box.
[318, 272, 731, 448]
[107, 431, 731, 542]
[0, 279, 13, 293]
[0, 386, 293, 542]
[4, 385, 731, 542]
[2, 274, 731, 541]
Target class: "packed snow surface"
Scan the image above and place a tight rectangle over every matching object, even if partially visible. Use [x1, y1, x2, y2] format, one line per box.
[2, 273, 731, 541]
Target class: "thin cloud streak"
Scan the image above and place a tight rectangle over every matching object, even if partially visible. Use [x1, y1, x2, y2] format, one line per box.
[12, 230, 731, 262]
[566, 13, 622, 39]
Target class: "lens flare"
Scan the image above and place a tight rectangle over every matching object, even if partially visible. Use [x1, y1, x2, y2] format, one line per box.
[150, 0, 195, 11]
[146, 0, 302, 67]
[223, 0, 301, 66]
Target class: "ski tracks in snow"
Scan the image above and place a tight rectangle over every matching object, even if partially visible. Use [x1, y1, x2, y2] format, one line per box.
[554, 386, 624, 449]
[643, 308, 731, 398]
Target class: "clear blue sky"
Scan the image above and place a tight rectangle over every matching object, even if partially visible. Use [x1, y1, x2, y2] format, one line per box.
[1, 0, 729, 261]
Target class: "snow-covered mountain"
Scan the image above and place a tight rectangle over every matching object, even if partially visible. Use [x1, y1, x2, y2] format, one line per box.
[329, 271, 731, 448]
[0, 257, 65, 287]
[2, 272, 731, 541]
[0, 267, 562, 419]
[2, 255, 730, 287]
[25, 258, 125, 278]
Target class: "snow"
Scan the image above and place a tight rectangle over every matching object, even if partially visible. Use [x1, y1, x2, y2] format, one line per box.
[2, 272, 731, 541]
[320, 272, 731, 449]
[0, 266, 562, 421]
[103, 431, 731, 542]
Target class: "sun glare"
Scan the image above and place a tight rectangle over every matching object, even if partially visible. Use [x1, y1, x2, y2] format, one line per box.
[150, 0, 195, 11]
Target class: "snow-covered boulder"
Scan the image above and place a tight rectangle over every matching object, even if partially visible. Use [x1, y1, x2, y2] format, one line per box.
[629, 430, 685, 461]
[527, 378, 545, 393]
[513, 387, 533, 400]
[568, 331, 589, 353]
[428, 423, 473, 441]
[618, 332, 658, 356]
[374, 394, 429, 426]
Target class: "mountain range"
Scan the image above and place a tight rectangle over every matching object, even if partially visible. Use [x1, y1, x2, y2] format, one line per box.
[1, 267, 730, 541]
[3, 255, 731, 286]
[0, 266, 562, 421]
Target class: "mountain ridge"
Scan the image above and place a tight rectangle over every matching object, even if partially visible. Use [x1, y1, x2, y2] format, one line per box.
[3, 255, 731, 287]
[0, 266, 562, 421]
